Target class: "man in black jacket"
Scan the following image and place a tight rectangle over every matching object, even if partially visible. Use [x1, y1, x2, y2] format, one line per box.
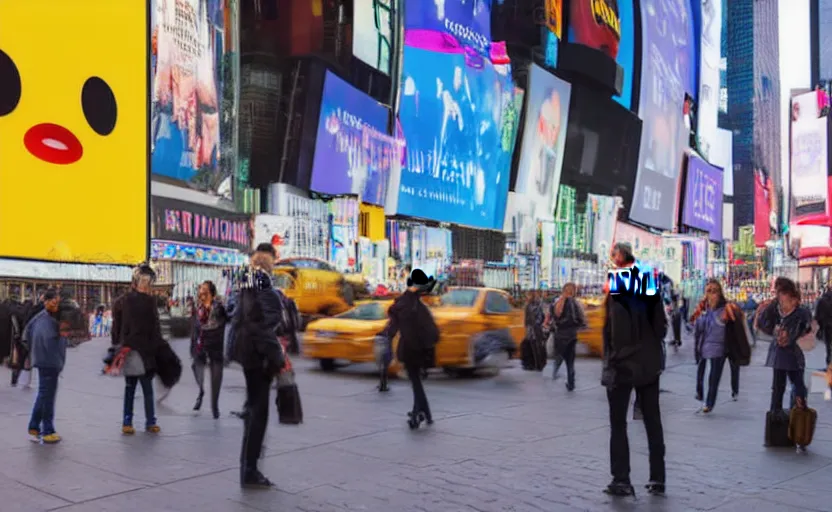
[602, 243, 667, 497]
[385, 269, 439, 429]
[231, 243, 287, 488]
[814, 284, 832, 369]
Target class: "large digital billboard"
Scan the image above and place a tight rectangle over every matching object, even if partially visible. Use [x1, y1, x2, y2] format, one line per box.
[150, 0, 229, 197]
[309, 71, 390, 205]
[395, 45, 515, 229]
[629, 0, 693, 230]
[514, 65, 572, 223]
[682, 155, 724, 241]
[353, 0, 393, 74]
[404, 0, 492, 56]
[0, 1, 149, 265]
[698, 0, 722, 161]
[567, 0, 636, 109]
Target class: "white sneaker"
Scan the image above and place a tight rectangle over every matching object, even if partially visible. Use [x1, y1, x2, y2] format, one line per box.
[824, 389, 831, 402]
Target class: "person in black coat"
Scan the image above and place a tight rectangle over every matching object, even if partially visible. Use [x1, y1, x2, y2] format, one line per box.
[112, 264, 165, 435]
[190, 280, 228, 418]
[602, 243, 667, 497]
[230, 243, 287, 489]
[385, 269, 439, 429]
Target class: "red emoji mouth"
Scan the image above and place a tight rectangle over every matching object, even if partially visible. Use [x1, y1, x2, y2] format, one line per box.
[24, 123, 83, 165]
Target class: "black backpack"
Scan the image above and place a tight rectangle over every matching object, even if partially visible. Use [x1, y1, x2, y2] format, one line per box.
[412, 300, 440, 348]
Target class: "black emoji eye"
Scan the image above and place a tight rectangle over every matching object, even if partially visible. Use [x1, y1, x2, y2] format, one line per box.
[0, 48, 21, 116]
[81, 77, 117, 135]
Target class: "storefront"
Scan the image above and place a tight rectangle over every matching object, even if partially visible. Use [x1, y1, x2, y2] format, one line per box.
[0, 260, 133, 311]
[151, 196, 251, 307]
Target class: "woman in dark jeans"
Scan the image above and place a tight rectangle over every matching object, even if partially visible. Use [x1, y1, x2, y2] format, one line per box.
[550, 282, 586, 390]
[191, 280, 228, 419]
[113, 264, 165, 434]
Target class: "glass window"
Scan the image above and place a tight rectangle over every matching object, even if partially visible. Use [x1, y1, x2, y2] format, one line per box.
[484, 291, 511, 314]
[438, 289, 479, 307]
[277, 258, 335, 271]
[337, 302, 388, 320]
[273, 272, 296, 290]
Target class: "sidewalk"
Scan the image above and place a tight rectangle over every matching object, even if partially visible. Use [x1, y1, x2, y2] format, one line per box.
[0, 335, 831, 511]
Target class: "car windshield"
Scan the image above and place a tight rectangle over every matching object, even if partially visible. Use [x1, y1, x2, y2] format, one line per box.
[337, 302, 388, 321]
[438, 289, 479, 307]
[277, 259, 333, 271]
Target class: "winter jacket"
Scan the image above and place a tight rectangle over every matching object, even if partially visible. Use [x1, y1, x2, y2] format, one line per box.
[190, 299, 228, 361]
[111, 291, 165, 373]
[815, 290, 832, 330]
[758, 301, 812, 371]
[26, 310, 67, 371]
[385, 290, 439, 367]
[552, 297, 586, 344]
[230, 270, 286, 372]
[601, 292, 667, 388]
[695, 306, 727, 359]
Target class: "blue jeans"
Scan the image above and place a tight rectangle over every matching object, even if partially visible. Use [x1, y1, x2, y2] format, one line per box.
[123, 375, 156, 427]
[28, 367, 60, 435]
[696, 357, 727, 408]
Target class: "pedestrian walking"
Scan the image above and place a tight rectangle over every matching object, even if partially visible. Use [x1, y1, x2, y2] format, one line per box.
[384, 269, 439, 429]
[113, 264, 166, 435]
[190, 280, 228, 419]
[25, 289, 67, 444]
[756, 279, 812, 414]
[231, 243, 288, 488]
[549, 282, 586, 390]
[692, 279, 748, 413]
[814, 284, 832, 399]
[13, 294, 45, 389]
[602, 242, 666, 497]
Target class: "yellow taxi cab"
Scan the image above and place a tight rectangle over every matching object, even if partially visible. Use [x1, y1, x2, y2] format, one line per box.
[272, 258, 357, 322]
[303, 287, 525, 376]
[577, 297, 605, 356]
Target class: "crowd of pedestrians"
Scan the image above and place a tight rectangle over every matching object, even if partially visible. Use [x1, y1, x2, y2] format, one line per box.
[3, 240, 828, 497]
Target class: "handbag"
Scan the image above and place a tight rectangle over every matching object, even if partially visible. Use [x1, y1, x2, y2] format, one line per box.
[122, 349, 146, 377]
[276, 370, 303, 424]
[545, 331, 555, 359]
[374, 335, 393, 367]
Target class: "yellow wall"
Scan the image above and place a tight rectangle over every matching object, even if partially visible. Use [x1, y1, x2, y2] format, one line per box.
[359, 204, 386, 242]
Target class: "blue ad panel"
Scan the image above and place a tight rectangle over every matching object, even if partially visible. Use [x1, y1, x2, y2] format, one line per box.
[404, 0, 492, 56]
[396, 45, 514, 229]
[309, 71, 389, 203]
[567, 0, 635, 110]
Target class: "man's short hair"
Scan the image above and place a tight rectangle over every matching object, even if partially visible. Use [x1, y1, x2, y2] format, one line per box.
[254, 243, 276, 258]
[612, 242, 636, 264]
[42, 289, 59, 301]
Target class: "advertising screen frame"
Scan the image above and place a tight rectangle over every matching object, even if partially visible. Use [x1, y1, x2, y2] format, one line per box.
[309, 70, 390, 201]
[0, 0, 151, 266]
[681, 155, 724, 241]
[629, 0, 693, 230]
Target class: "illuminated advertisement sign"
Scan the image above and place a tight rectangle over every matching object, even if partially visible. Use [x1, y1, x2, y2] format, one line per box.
[353, 0, 393, 74]
[404, 0, 492, 56]
[151, 0, 230, 197]
[630, 0, 694, 229]
[682, 155, 724, 241]
[0, 1, 149, 265]
[567, 0, 636, 109]
[395, 45, 515, 229]
[309, 71, 390, 204]
[514, 64, 572, 222]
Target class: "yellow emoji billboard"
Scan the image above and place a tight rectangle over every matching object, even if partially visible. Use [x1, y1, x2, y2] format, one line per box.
[0, 0, 149, 265]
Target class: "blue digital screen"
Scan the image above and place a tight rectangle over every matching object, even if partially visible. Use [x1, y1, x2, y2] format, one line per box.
[396, 45, 515, 229]
[567, 0, 635, 110]
[607, 265, 660, 297]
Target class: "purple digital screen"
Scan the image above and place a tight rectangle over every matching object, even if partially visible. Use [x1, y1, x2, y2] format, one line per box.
[682, 155, 724, 241]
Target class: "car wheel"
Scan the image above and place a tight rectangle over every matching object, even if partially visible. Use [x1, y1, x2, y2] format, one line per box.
[319, 358, 337, 372]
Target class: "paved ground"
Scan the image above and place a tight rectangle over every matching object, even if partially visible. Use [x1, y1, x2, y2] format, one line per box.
[1, 332, 831, 512]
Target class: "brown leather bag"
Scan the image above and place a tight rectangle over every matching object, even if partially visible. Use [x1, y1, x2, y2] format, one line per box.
[788, 407, 817, 447]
